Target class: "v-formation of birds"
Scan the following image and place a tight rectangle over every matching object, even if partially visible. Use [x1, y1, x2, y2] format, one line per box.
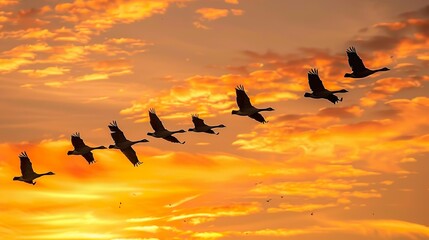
[13, 47, 389, 184]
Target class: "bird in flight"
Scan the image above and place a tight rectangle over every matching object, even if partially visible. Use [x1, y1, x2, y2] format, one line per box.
[344, 46, 390, 78]
[108, 121, 148, 166]
[304, 68, 348, 104]
[67, 132, 106, 164]
[232, 85, 274, 123]
[147, 109, 186, 144]
[13, 152, 54, 185]
[188, 114, 225, 135]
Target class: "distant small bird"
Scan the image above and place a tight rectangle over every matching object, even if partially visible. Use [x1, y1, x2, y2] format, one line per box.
[188, 114, 225, 135]
[108, 121, 148, 166]
[67, 132, 106, 164]
[232, 85, 274, 123]
[266, 199, 272, 203]
[13, 152, 54, 185]
[311, 212, 314, 216]
[147, 109, 186, 144]
[304, 68, 348, 104]
[344, 46, 390, 78]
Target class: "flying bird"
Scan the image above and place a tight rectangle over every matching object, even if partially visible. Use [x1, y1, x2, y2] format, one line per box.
[304, 68, 348, 104]
[108, 121, 148, 166]
[344, 46, 390, 78]
[232, 85, 274, 123]
[147, 109, 186, 144]
[67, 132, 106, 164]
[13, 152, 54, 185]
[188, 114, 225, 135]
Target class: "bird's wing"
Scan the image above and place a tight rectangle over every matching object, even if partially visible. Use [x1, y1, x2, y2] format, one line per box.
[163, 135, 184, 144]
[71, 132, 86, 149]
[326, 94, 340, 104]
[235, 85, 253, 109]
[149, 109, 166, 131]
[82, 152, 95, 164]
[108, 121, 127, 144]
[249, 113, 267, 123]
[120, 147, 142, 166]
[346, 47, 366, 72]
[19, 152, 35, 177]
[308, 68, 326, 92]
[192, 114, 206, 127]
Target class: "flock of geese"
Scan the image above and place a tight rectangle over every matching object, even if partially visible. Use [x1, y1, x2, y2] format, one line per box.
[13, 47, 390, 185]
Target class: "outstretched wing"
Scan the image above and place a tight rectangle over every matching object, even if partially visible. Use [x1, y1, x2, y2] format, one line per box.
[120, 147, 142, 166]
[163, 135, 184, 144]
[308, 68, 325, 92]
[82, 152, 95, 164]
[346, 47, 366, 72]
[71, 132, 86, 149]
[192, 114, 207, 127]
[149, 109, 166, 131]
[235, 85, 253, 110]
[108, 121, 127, 144]
[248, 113, 267, 123]
[326, 94, 340, 104]
[19, 152, 35, 177]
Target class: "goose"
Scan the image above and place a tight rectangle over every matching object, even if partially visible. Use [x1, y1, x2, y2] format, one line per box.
[108, 121, 148, 166]
[147, 109, 186, 144]
[13, 152, 54, 185]
[188, 114, 225, 135]
[232, 85, 274, 123]
[344, 46, 390, 78]
[67, 132, 106, 164]
[304, 68, 348, 104]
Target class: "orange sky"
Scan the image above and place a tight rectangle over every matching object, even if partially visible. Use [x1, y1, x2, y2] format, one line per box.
[1, 0, 429, 239]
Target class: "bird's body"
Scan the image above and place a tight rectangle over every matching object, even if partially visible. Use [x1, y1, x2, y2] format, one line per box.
[108, 121, 148, 166]
[188, 114, 225, 135]
[147, 109, 186, 144]
[67, 132, 106, 164]
[304, 68, 348, 104]
[13, 152, 54, 185]
[232, 85, 274, 123]
[344, 47, 390, 78]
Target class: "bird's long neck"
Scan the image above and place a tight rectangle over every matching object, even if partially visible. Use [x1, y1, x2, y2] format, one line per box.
[172, 130, 184, 134]
[258, 107, 273, 112]
[331, 89, 347, 93]
[38, 172, 51, 177]
[136, 139, 147, 143]
[91, 146, 105, 150]
[374, 67, 389, 72]
[212, 125, 225, 128]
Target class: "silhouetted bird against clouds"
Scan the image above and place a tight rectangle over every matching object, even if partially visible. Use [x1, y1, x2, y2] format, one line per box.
[13, 152, 54, 185]
[108, 121, 148, 166]
[304, 68, 348, 104]
[232, 85, 274, 123]
[147, 109, 186, 144]
[188, 114, 225, 135]
[344, 46, 390, 78]
[67, 132, 106, 164]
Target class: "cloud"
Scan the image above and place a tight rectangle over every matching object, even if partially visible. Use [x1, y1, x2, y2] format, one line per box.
[196, 8, 229, 21]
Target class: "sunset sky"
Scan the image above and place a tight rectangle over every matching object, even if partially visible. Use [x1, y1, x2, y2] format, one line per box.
[1, 0, 429, 239]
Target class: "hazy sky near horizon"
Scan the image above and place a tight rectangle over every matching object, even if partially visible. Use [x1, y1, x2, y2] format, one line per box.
[1, 0, 429, 239]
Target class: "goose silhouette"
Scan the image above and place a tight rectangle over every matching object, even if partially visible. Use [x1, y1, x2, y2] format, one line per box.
[344, 46, 390, 78]
[147, 109, 186, 144]
[304, 68, 348, 104]
[67, 132, 106, 164]
[13, 152, 54, 185]
[108, 121, 148, 166]
[232, 85, 274, 123]
[188, 114, 225, 135]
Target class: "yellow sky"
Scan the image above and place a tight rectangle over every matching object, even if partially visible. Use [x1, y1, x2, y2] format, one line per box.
[1, 0, 429, 239]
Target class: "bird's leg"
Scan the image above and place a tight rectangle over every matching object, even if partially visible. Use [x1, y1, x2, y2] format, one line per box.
[340, 97, 343, 102]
